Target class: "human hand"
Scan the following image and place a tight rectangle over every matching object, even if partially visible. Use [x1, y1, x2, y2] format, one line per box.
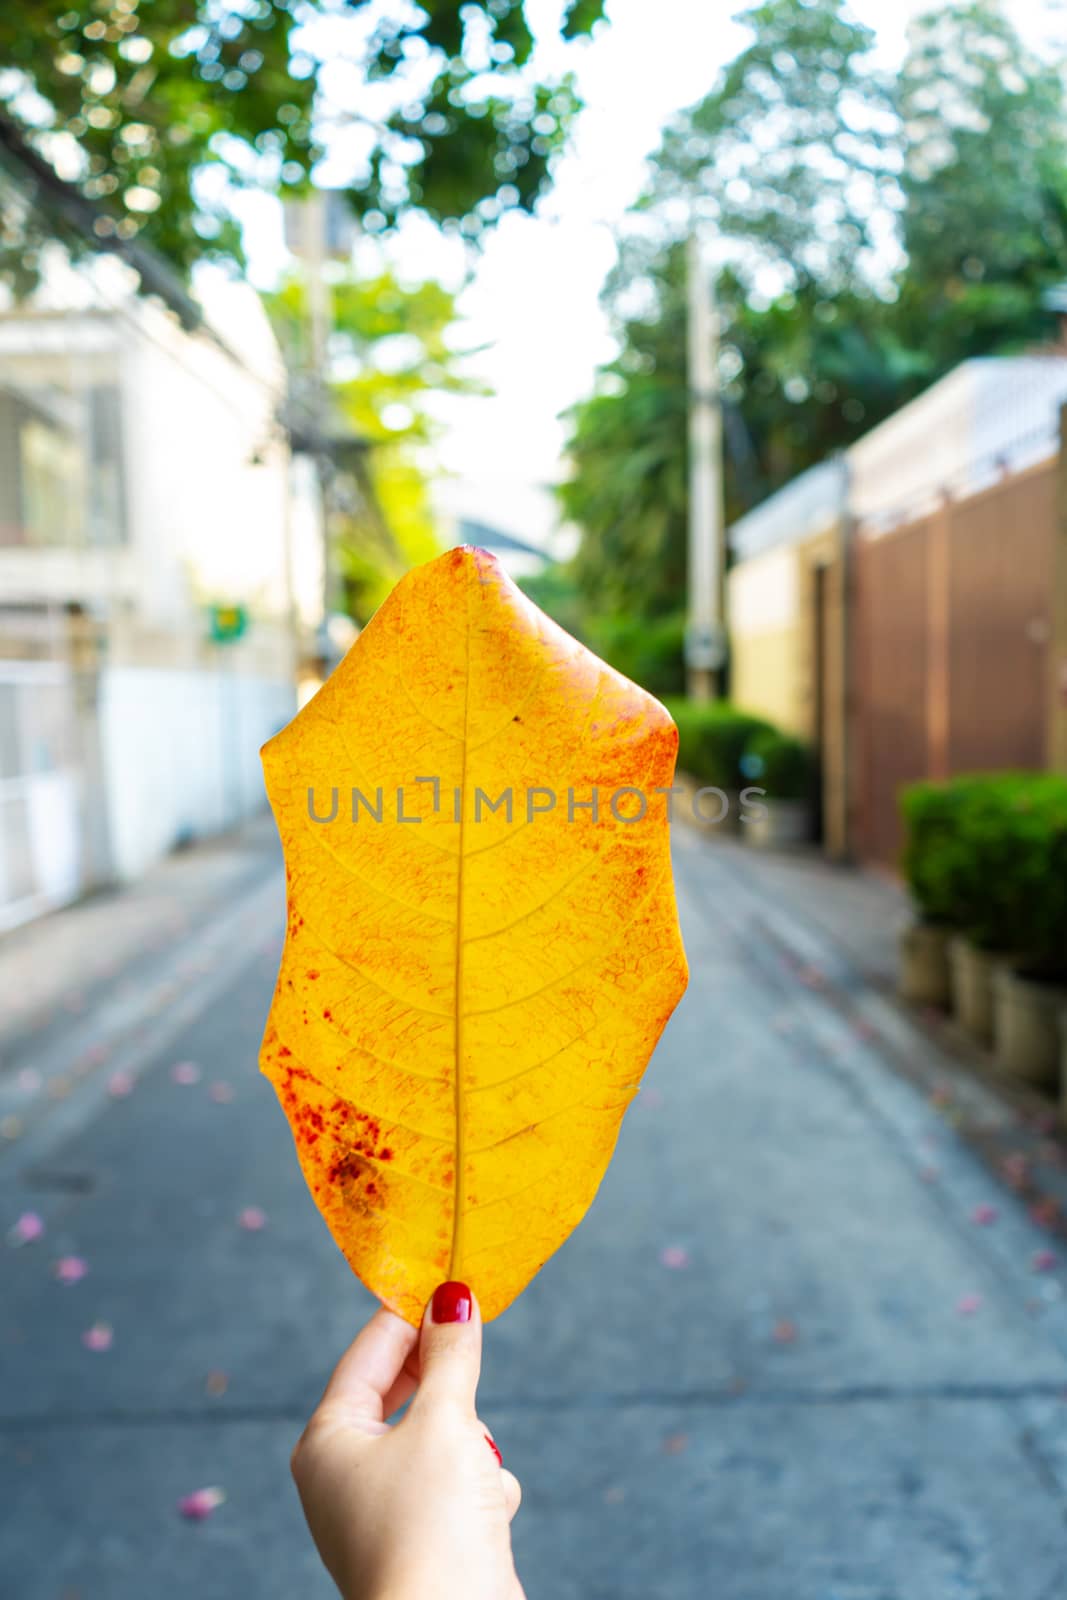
[292, 1281, 525, 1600]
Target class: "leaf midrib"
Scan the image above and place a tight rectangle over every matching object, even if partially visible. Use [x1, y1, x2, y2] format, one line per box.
[449, 568, 473, 1278]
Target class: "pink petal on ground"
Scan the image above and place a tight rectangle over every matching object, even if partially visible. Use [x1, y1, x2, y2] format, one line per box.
[171, 1061, 201, 1086]
[658, 1245, 689, 1270]
[17, 1069, 41, 1095]
[640, 1088, 664, 1111]
[9, 1212, 44, 1246]
[81, 1322, 113, 1352]
[54, 1256, 88, 1284]
[773, 1319, 798, 1344]
[971, 1204, 998, 1226]
[238, 1207, 267, 1232]
[1033, 1250, 1058, 1274]
[661, 1432, 688, 1455]
[209, 1082, 234, 1104]
[205, 1370, 229, 1397]
[956, 1294, 982, 1316]
[919, 1165, 939, 1184]
[178, 1487, 226, 1521]
[108, 1072, 135, 1099]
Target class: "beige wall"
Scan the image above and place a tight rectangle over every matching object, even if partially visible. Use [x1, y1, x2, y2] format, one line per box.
[728, 523, 850, 858]
[728, 545, 806, 732]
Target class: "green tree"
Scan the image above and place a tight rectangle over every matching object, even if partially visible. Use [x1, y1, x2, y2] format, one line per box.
[265, 264, 485, 619]
[1, 0, 606, 284]
[638, 0, 896, 296]
[892, 0, 1067, 376]
[558, 0, 900, 626]
[558, 0, 1067, 632]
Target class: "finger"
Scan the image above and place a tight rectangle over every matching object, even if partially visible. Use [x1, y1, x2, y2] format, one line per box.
[500, 1467, 522, 1522]
[380, 1341, 422, 1419]
[316, 1306, 419, 1427]
[411, 1280, 482, 1416]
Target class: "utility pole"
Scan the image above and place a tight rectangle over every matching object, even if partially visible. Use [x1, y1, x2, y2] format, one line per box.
[304, 188, 335, 628]
[685, 229, 726, 701]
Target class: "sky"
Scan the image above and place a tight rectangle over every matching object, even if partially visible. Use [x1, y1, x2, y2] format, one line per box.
[236, 0, 1065, 550]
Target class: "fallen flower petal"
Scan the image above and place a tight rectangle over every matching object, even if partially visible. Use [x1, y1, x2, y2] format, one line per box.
[171, 1061, 201, 1086]
[54, 1256, 88, 1284]
[658, 1245, 689, 1270]
[661, 1433, 688, 1455]
[205, 1370, 229, 1397]
[1033, 1250, 1058, 1274]
[209, 1082, 234, 1104]
[9, 1212, 45, 1246]
[773, 1319, 798, 1344]
[178, 1487, 226, 1521]
[238, 1207, 267, 1232]
[81, 1322, 113, 1352]
[970, 1204, 998, 1226]
[17, 1069, 41, 1095]
[956, 1294, 982, 1316]
[107, 1072, 135, 1099]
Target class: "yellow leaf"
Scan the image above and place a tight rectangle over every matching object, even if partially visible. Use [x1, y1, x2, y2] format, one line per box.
[260, 547, 688, 1323]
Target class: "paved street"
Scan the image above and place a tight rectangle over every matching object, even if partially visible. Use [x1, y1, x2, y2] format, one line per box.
[3, 820, 1067, 1600]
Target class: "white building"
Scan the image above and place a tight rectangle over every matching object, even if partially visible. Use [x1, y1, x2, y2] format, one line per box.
[0, 195, 324, 930]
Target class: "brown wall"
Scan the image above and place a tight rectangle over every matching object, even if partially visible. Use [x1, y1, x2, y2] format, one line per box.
[851, 458, 1057, 867]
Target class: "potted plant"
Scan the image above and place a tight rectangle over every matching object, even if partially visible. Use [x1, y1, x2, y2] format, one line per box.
[897, 779, 971, 1010]
[664, 699, 774, 834]
[740, 728, 814, 849]
[943, 775, 1035, 1047]
[985, 777, 1067, 1089]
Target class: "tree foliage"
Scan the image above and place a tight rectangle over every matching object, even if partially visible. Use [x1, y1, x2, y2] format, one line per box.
[265, 262, 485, 620]
[558, 0, 1067, 628]
[2, 0, 606, 283]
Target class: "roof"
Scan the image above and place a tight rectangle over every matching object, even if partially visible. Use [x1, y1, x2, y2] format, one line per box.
[727, 352, 1067, 556]
[849, 355, 1067, 530]
[729, 456, 847, 561]
[453, 519, 557, 564]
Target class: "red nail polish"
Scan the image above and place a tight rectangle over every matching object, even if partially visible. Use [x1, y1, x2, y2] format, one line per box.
[431, 1281, 472, 1324]
[484, 1432, 502, 1467]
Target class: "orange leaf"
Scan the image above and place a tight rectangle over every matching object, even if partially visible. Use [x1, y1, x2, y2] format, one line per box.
[260, 547, 688, 1322]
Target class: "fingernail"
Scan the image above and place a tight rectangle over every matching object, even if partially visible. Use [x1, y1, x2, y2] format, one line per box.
[484, 1431, 502, 1467]
[430, 1281, 472, 1324]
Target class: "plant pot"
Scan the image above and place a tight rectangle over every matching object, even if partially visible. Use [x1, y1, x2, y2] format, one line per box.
[677, 772, 739, 836]
[992, 967, 1066, 1091]
[948, 936, 1000, 1045]
[898, 920, 952, 1009]
[742, 798, 810, 849]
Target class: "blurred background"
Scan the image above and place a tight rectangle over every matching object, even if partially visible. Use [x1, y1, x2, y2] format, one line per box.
[8, 3, 1067, 1597]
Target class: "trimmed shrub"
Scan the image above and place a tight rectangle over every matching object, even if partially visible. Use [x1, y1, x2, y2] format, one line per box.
[585, 612, 686, 698]
[900, 776, 985, 926]
[663, 698, 776, 792]
[742, 728, 813, 802]
[900, 773, 1067, 974]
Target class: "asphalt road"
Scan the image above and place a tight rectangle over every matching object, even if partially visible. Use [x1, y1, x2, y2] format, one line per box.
[3, 823, 1067, 1600]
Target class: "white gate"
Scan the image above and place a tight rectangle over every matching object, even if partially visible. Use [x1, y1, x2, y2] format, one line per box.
[0, 659, 82, 932]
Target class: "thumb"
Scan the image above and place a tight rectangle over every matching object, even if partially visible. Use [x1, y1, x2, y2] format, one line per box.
[412, 1280, 482, 1416]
